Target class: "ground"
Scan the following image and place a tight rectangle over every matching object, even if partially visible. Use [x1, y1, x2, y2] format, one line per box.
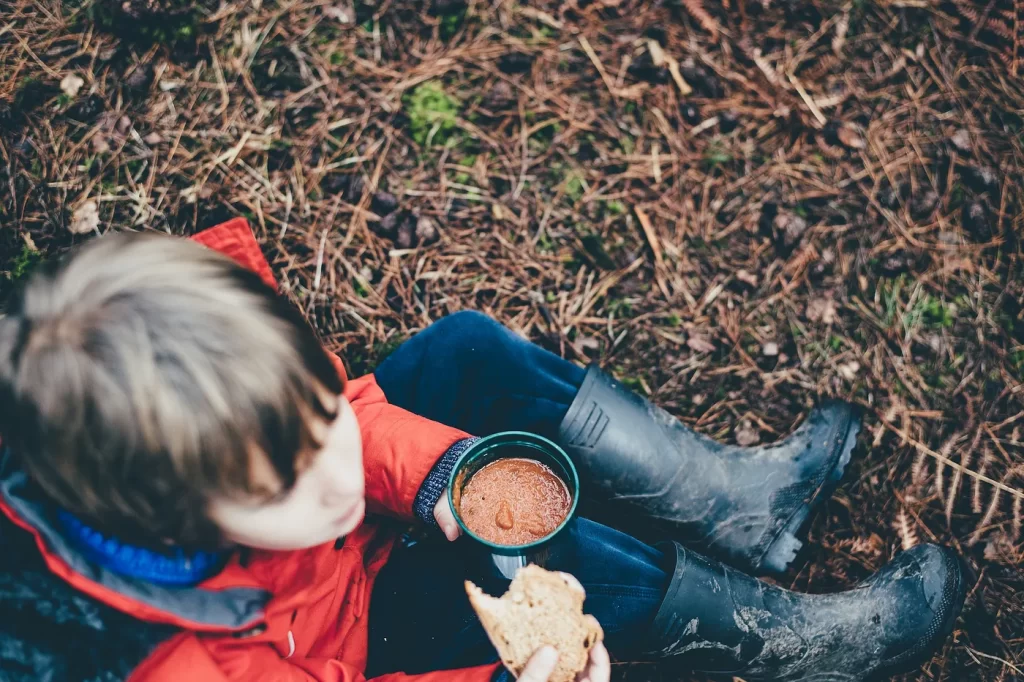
[1, 0, 1022, 679]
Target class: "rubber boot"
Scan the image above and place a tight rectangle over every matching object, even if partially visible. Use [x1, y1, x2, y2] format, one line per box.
[647, 542, 966, 680]
[559, 366, 861, 574]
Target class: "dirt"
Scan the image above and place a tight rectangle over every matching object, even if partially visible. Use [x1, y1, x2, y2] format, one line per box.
[1, 0, 1022, 679]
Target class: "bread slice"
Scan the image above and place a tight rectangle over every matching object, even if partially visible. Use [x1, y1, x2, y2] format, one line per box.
[465, 565, 604, 682]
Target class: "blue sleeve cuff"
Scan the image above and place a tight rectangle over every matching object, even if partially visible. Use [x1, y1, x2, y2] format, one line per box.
[412, 437, 479, 527]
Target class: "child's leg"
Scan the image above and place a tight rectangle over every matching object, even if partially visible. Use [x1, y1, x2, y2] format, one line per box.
[365, 518, 665, 677]
[374, 310, 583, 437]
[374, 311, 857, 576]
[366, 520, 965, 681]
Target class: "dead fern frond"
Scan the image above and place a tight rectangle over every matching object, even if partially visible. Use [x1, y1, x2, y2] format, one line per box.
[1013, 492, 1022, 536]
[680, 0, 721, 41]
[800, 53, 842, 82]
[1014, 0, 1021, 73]
[971, 480, 1004, 545]
[954, 0, 981, 23]
[946, 431, 981, 525]
[972, 448, 993, 514]
[912, 446, 930, 486]
[1006, 464, 1024, 537]
[850, 534, 884, 559]
[986, 15, 1015, 41]
[896, 509, 919, 550]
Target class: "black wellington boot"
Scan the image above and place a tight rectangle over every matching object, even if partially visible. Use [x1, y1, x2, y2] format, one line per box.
[648, 542, 967, 681]
[559, 366, 861, 574]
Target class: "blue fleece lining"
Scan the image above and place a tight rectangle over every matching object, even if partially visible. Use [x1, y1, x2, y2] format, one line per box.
[56, 510, 225, 587]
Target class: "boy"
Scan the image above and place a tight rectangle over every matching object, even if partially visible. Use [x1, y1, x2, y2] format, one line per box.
[0, 219, 966, 682]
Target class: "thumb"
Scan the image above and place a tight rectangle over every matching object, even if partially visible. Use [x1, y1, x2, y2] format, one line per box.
[433, 497, 462, 542]
[518, 647, 559, 682]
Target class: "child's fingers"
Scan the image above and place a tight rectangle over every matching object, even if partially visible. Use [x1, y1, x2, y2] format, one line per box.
[520, 647, 559, 682]
[586, 643, 610, 682]
[433, 497, 462, 541]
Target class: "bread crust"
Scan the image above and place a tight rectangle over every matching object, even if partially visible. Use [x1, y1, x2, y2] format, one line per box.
[465, 566, 604, 682]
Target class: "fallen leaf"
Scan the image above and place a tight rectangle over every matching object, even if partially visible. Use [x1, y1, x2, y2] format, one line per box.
[143, 132, 162, 145]
[415, 216, 439, 245]
[69, 200, 100, 235]
[773, 211, 809, 250]
[324, 2, 355, 23]
[836, 124, 866, 149]
[806, 297, 837, 324]
[687, 335, 716, 353]
[60, 74, 85, 97]
[950, 129, 971, 153]
[573, 336, 601, 357]
[735, 420, 761, 446]
[837, 361, 860, 381]
[736, 269, 759, 287]
[832, 11, 849, 55]
[91, 135, 110, 154]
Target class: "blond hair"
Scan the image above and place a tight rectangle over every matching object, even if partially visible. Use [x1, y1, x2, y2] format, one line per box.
[0, 233, 344, 548]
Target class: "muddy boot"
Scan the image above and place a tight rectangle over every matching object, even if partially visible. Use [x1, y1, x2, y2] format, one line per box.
[647, 542, 967, 680]
[559, 366, 861, 574]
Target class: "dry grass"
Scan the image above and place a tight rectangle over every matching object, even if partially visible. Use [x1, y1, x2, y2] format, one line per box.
[2, 0, 1023, 679]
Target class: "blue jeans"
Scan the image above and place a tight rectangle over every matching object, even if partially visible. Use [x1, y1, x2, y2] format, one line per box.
[367, 312, 667, 676]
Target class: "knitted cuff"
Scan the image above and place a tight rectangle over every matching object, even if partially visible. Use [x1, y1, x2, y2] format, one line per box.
[412, 437, 479, 527]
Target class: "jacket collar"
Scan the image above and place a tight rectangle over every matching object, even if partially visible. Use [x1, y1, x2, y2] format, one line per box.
[0, 449, 270, 631]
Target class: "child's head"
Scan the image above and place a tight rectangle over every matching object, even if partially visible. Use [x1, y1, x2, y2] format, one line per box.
[0, 233, 365, 552]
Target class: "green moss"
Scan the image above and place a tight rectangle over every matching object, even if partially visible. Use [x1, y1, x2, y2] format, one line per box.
[404, 82, 460, 146]
[703, 145, 732, 168]
[921, 297, 954, 328]
[330, 51, 348, 66]
[9, 244, 44, 283]
[620, 375, 643, 391]
[564, 173, 585, 202]
[352, 276, 369, 298]
[440, 9, 465, 40]
[605, 200, 626, 215]
[537, 232, 554, 252]
[1012, 349, 1024, 379]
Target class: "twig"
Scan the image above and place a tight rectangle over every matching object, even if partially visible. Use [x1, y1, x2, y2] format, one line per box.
[787, 72, 828, 127]
[879, 416, 1024, 501]
[579, 36, 619, 100]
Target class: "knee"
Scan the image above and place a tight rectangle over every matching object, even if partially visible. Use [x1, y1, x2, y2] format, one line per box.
[425, 311, 513, 354]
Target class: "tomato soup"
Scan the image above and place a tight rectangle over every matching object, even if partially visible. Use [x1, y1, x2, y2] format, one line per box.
[457, 458, 572, 546]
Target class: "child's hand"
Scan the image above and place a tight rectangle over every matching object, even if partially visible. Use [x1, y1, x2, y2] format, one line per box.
[433, 496, 461, 541]
[518, 643, 611, 682]
[576, 642, 610, 682]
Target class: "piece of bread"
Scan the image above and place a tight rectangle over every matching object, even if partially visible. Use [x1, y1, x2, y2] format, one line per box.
[465, 565, 604, 682]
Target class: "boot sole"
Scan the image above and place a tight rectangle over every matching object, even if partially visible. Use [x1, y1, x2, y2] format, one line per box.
[757, 408, 862, 574]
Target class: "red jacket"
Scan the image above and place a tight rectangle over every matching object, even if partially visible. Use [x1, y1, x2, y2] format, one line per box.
[0, 219, 500, 682]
